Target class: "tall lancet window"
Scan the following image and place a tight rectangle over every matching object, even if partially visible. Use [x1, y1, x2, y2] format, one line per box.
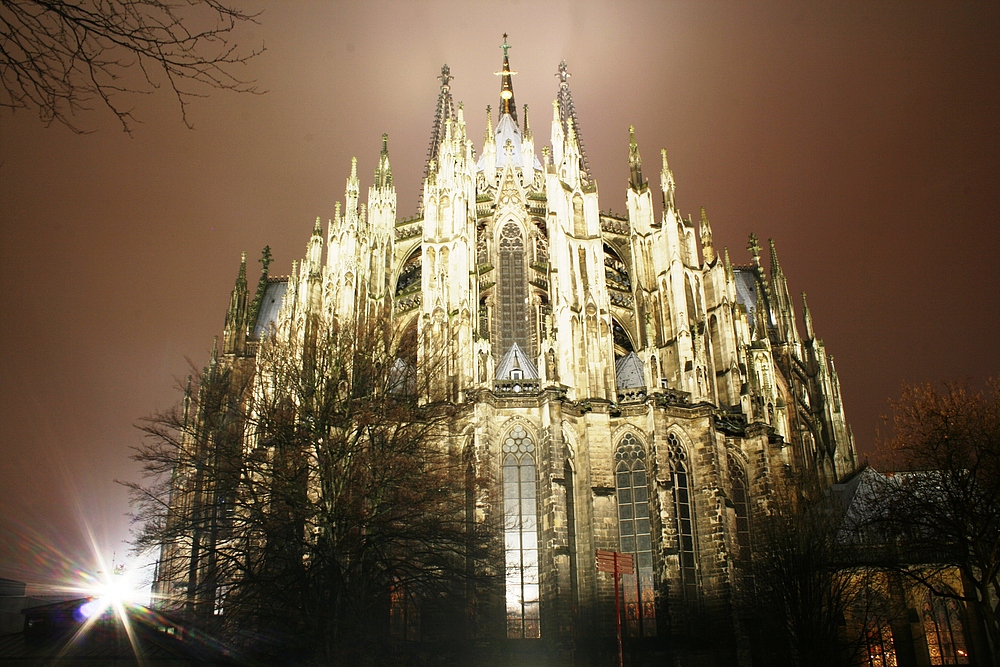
[668, 433, 698, 603]
[503, 424, 540, 639]
[615, 433, 657, 637]
[498, 223, 529, 355]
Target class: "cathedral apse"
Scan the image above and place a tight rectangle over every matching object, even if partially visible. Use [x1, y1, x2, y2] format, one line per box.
[153, 35, 857, 665]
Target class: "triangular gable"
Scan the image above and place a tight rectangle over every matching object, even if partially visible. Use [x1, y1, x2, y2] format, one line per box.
[615, 351, 646, 389]
[495, 342, 539, 380]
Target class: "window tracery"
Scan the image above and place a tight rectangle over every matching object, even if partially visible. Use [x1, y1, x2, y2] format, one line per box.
[615, 433, 657, 637]
[503, 424, 540, 639]
[668, 433, 698, 603]
[923, 593, 969, 664]
[498, 223, 529, 355]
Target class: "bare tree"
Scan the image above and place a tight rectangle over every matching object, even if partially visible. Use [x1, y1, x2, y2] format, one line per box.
[0, 0, 262, 133]
[735, 478, 876, 667]
[126, 309, 492, 665]
[866, 379, 1000, 667]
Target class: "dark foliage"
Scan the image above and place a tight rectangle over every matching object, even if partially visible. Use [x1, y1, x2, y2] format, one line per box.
[126, 311, 492, 665]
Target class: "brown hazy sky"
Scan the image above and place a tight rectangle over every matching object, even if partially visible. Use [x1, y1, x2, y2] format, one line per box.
[2, 1, 999, 588]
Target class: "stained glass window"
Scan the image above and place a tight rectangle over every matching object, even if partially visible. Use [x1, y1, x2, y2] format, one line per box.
[503, 424, 540, 639]
[615, 433, 656, 637]
[389, 582, 420, 641]
[923, 593, 969, 664]
[669, 434, 698, 603]
[864, 615, 898, 667]
[498, 223, 529, 355]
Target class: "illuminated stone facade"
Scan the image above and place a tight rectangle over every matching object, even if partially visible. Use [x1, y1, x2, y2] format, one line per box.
[154, 39, 857, 664]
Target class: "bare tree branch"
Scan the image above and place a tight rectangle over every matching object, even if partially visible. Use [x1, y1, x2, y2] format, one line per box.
[0, 0, 263, 133]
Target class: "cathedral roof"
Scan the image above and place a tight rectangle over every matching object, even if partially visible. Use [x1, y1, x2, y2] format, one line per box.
[495, 342, 539, 380]
[733, 268, 758, 314]
[251, 279, 287, 340]
[615, 352, 646, 389]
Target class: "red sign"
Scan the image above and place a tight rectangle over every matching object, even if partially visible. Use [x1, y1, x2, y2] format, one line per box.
[596, 549, 634, 575]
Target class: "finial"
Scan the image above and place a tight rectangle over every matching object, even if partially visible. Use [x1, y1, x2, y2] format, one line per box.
[236, 251, 247, 286]
[501, 33, 511, 57]
[700, 207, 715, 262]
[748, 233, 761, 261]
[438, 64, 453, 87]
[335, 201, 341, 220]
[802, 292, 814, 339]
[375, 133, 392, 188]
[259, 245, 273, 272]
[313, 216, 322, 235]
[523, 104, 531, 137]
[769, 238, 782, 274]
[661, 147, 669, 171]
[557, 60, 570, 85]
[350, 156, 358, 180]
[628, 125, 644, 190]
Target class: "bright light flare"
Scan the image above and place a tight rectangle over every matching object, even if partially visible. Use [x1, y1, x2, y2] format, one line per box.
[74, 565, 145, 621]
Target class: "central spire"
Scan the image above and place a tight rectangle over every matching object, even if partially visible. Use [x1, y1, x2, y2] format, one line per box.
[497, 33, 518, 124]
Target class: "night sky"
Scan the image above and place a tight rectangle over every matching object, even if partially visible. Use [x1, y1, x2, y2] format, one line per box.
[2, 1, 998, 592]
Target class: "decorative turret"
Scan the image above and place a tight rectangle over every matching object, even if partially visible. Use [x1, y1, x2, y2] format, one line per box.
[223, 252, 249, 355]
[699, 207, 715, 264]
[628, 125, 646, 192]
[660, 148, 675, 211]
[374, 133, 392, 189]
[368, 134, 397, 304]
[802, 292, 815, 340]
[555, 60, 592, 183]
[420, 64, 456, 213]
[768, 239, 799, 345]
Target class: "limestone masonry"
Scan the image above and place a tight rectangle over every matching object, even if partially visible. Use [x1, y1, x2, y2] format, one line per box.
[154, 38, 857, 663]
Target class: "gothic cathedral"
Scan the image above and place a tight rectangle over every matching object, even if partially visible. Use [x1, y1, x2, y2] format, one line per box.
[154, 37, 856, 664]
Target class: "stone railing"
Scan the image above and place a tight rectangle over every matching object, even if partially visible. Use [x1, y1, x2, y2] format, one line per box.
[609, 290, 633, 309]
[617, 387, 647, 404]
[653, 388, 692, 407]
[394, 223, 422, 240]
[394, 292, 421, 313]
[600, 217, 630, 236]
[494, 379, 541, 395]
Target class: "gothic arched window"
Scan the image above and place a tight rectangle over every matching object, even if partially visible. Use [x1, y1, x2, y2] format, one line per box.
[727, 452, 751, 562]
[615, 433, 657, 637]
[923, 593, 969, 665]
[669, 433, 698, 603]
[503, 424, 540, 639]
[498, 223, 529, 355]
[857, 589, 900, 667]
